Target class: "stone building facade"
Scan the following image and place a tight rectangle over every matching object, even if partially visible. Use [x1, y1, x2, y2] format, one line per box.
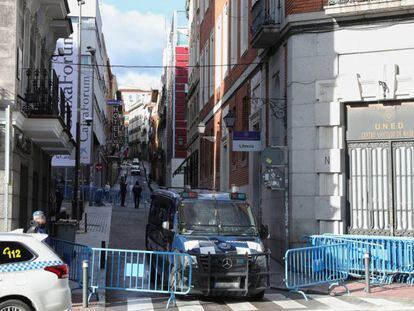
[0, 0, 73, 230]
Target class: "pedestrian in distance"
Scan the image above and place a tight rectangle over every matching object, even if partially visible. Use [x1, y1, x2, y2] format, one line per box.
[120, 177, 128, 207]
[55, 187, 63, 214]
[104, 182, 111, 201]
[26, 211, 48, 234]
[132, 181, 142, 209]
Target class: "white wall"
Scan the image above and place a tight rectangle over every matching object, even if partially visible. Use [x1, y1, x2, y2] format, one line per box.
[285, 21, 414, 245]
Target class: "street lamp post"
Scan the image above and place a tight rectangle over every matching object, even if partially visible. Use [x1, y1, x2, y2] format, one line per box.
[73, 0, 85, 221]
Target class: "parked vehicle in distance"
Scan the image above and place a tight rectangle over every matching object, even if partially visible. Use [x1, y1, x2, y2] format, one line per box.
[146, 187, 270, 299]
[132, 158, 140, 165]
[0, 232, 71, 311]
[131, 165, 141, 176]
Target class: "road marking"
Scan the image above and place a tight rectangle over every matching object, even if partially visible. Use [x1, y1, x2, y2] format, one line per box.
[266, 293, 306, 309]
[176, 299, 204, 311]
[312, 296, 355, 310]
[127, 298, 153, 311]
[358, 298, 401, 307]
[226, 302, 257, 311]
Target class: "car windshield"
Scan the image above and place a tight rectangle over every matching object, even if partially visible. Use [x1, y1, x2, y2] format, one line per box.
[179, 200, 257, 236]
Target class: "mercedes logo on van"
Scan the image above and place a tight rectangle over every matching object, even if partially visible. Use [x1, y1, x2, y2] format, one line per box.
[222, 258, 233, 270]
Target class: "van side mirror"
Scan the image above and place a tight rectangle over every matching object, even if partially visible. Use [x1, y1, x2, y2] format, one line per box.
[259, 224, 270, 240]
[162, 221, 170, 230]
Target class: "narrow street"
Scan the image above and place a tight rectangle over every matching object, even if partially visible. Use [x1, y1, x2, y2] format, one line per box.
[102, 167, 414, 310]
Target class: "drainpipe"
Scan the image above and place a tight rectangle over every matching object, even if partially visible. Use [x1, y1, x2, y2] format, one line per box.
[3, 106, 11, 231]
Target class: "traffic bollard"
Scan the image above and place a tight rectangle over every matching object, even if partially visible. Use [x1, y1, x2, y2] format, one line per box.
[364, 251, 370, 293]
[100, 240, 106, 269]
[82, 260, 89, 308]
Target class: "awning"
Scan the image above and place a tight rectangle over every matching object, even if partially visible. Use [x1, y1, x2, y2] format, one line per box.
[173, 150, 198, 176]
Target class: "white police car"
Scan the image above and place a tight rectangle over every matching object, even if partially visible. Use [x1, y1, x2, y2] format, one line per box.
[0, 232, 71, 311]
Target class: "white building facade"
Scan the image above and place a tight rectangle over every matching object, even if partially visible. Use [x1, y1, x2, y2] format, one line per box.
[250, 0, 414, 258]
[52, 0, 111, 188]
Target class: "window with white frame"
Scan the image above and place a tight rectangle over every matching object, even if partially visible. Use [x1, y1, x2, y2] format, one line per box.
[240, 0, 248, 55]
[199, 52, 204, 106]
[230, 0, 238, 68]
[223, 3, 229, 77]
[204, 45, 209, 104]
[215, 14, 222, 89]
[209, 32, 214, 97]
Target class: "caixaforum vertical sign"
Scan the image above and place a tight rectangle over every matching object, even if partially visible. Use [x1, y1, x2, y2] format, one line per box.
[52, 23, 93, 166]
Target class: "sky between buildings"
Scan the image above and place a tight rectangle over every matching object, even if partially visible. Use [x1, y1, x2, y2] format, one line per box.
[101, 0, 186, 90]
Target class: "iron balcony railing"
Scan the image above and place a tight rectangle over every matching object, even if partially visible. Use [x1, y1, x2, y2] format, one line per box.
[251, 0, 280, 48]
[22, 68, 72, 129]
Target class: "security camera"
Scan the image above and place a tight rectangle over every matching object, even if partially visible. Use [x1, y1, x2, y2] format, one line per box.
[84, 117, 93, 126]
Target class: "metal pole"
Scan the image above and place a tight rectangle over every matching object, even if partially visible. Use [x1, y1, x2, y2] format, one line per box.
[73, 0, 84, 221]
[3, 105, 11, 231]
[84, 212, 87, 233]
[364, 251, 370, 293]
[100, 240, 106, 269]
[82, 260, 89, 307]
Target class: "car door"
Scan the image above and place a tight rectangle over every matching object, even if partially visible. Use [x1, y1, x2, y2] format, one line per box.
[0, 241, 36, 295]
[159, 197, 175, 251]
[146, 198, 162, 251]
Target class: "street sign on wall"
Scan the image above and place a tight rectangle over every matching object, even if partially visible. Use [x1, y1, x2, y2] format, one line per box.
[232, 131, 261, 152]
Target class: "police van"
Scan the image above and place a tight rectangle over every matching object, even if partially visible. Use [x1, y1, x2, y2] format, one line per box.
[145, 187, 270, 299]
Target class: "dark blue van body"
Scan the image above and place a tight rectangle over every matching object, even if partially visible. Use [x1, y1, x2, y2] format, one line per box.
[146, 189, 270, 298]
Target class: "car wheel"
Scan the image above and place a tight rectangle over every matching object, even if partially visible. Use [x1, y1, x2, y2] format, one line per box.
[0, 299, 32, 311]
[250, 290, 265, 301]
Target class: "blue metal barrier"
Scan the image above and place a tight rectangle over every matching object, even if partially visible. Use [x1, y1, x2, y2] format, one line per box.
[48, 238, 92, 287]
[89, 248, 192, 308]
[284, 243, 349, 300]
[309, 234, 414, 283]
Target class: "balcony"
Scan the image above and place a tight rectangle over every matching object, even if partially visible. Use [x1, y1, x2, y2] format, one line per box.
[17, 69, 74, 155]
[251, 0, 280, 49]
[325, 0, 414, 18]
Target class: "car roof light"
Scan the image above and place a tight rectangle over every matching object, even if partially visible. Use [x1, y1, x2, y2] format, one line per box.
[181, 191, 198, 199]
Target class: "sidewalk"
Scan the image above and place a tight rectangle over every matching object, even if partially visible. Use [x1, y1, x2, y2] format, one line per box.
[69, 202, 113, 310]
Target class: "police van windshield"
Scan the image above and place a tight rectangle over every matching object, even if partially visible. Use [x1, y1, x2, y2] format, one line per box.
[179, 200, 257, 236]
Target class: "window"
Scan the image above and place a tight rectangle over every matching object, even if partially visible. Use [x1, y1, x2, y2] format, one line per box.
[223, 3, 230, 77]
[215, 14, 222, 89]
[200, 52, 204, 106]
[0, 242, 35, 265]
[209, 32, 214, 97]
[204, 45, 209, 103]
[240, 0, 249, 55]
[230, 0, 238, 67]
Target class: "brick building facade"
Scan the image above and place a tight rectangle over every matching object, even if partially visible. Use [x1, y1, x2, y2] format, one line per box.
[186, 0, 414, 260]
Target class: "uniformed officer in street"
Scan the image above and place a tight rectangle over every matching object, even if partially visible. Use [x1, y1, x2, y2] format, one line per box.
[26, 211, 48, 234]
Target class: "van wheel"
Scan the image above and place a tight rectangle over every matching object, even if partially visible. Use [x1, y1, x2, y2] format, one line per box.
[0, 299, 32, 311]
[250, 290, 265, 301]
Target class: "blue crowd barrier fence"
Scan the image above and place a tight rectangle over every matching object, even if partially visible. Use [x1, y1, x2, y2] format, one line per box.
[48, 238, 92, 287]
[309, 234, 414, 284]
[284, 243, 350, 300]
[88, 248, 193, 308]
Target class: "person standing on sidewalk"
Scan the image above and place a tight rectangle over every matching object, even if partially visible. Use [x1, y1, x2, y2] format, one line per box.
[120, 177, 128, 207]
[132, 181, 142, 209]
[27, 211, 48, 234]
